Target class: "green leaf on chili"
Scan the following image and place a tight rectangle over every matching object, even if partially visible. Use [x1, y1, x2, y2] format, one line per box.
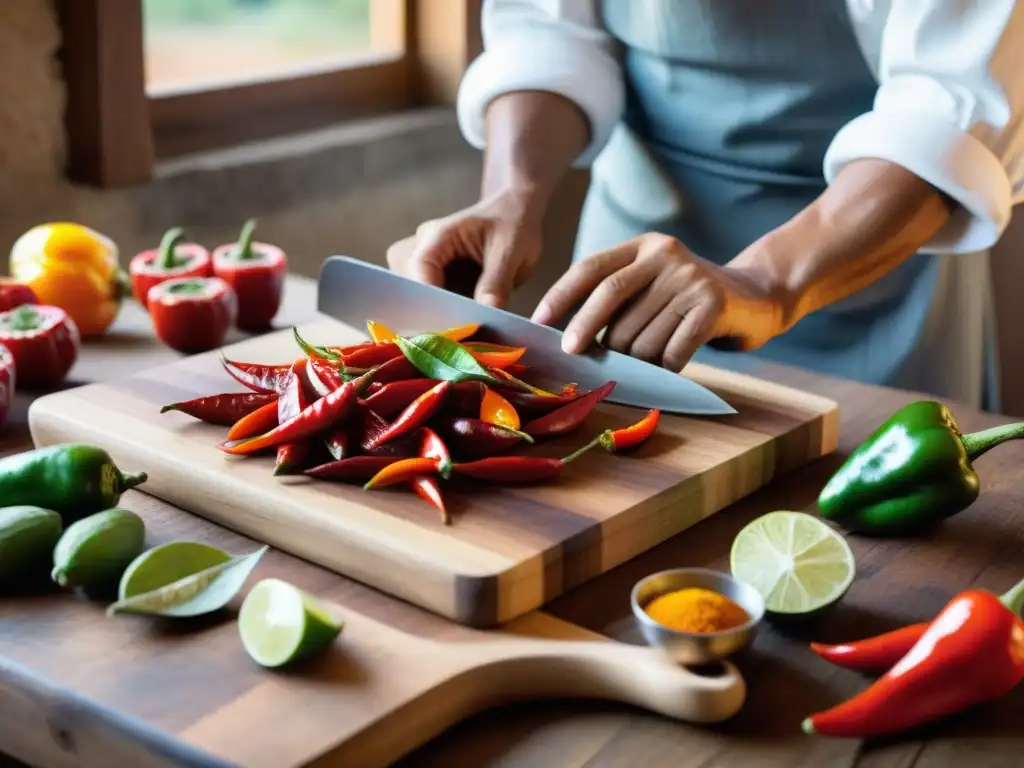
[292, 327, 342, 364]
[395, 333, 505, 386]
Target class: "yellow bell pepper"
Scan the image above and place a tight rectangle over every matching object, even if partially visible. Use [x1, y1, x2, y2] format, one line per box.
[9, 222, 129, 337]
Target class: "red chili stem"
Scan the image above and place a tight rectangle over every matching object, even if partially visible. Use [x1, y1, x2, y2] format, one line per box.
[521, 381, 616, 439]
[411, 475, 449, 525]
[451, 456, 564, 484]
[234, 218, 258, 260]
[221, 369, 375, 455]
[160, 392, 277, 426]
[418, 427, 452, 478]
[365, 381, 451, 450]
[157, 227, 186, 270]
[305, 455, 402, 481]
[226, 399, 279, 441]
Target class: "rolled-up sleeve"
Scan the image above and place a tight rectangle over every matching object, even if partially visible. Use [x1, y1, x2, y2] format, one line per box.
[456, 0, 625, 168]
[823, 1, 1024, 254]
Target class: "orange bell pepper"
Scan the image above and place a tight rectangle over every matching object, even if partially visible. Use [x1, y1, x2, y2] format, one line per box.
[9, 222, 129, 337]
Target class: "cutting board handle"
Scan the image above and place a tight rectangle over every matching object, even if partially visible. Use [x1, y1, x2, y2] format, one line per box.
[474, 637, 747, 724]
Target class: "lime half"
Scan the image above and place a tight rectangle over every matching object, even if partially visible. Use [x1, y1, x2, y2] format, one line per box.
[730, 511, 855, 618]
[238, 578, 344, 668]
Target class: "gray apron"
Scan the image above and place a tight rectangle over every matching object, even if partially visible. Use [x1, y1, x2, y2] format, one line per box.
[575, 0, 999, 410]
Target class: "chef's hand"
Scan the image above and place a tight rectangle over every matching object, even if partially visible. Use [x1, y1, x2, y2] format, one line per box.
[531, 234, 787, 372]
[386, 188, 545, 309]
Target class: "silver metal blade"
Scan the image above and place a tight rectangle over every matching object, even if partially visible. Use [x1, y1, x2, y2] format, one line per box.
[317, 256, 736, 415]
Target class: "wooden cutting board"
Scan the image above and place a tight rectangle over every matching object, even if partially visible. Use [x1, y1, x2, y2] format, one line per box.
[27, 317, 838, 627]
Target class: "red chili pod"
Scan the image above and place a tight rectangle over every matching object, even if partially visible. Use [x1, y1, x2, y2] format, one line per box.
[365, 381, 451, 450]
[364, 457, 440, 490]
[160, 391, 278, 426]
[226, 399, 279, 442]
[341, 342, 401, 368]
[324, 428, 356, 461]
[357, 409, 418, 457]
[359, 378, 437, 418]
[274, 441, 313, 476]
[372, 355, 419, 384]
[451, 456, 564, 484]
[418, 427, 452, 477]
[221, 356, 296, 394]
[411, 475, 449, 525]
[438, 417, 525, 459]
[521, 381, 616, 439]
[305, 455, 403, 481]
[599, 409, 660, 452]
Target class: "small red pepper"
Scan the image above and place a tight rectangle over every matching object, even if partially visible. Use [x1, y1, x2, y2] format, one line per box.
[307, 358, 346, 395]
[0, 279, 37, 313]
[0, 344, 14, 431]
[356, 409, 417, 457]
[464, 342, 527, 369]
[811, 577, 1024, 674]
[419, 427, 452, 477]
[802, 587, 1024, 739]
[341, 342, 401, 369]
[226, 399, 279, 442]
[0, 304, 79, 389]
[160, 391, 277, 426]
[438, 417, 526, 459]
[365, 381, 451, 450]
[305, 455, 402, 481]
[274, 360, 313, 475]
[498, 388, 582, 416]
[148, 277, 237, 354]
[480, 386, 521, 432]
[411, 475, 449, 525]
[447, 381, 485, 415]
[521, 381, 616, 439]
[371, 354, 419, 384]
[220, 370, 375, 456]
[504, 363, 528, 377]
[452, 456, 564, 484]
[324, 427, 355, 461]
[364, 457, 440, 490]
[221, 355, 296, 394]
[129, 227, 212, 310]
[359, 378, 437, 418]
[211, 219, 286, 332]
[599, 409, 660, 452]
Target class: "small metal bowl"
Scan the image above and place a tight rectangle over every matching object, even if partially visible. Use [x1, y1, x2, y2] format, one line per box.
[630, 567, 765, 665]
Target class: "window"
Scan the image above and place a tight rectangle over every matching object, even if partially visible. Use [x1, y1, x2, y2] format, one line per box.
[58, 0, 482, 187]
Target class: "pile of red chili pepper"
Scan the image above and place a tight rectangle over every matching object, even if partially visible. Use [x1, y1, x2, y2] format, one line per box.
[160, 320, 661, 524]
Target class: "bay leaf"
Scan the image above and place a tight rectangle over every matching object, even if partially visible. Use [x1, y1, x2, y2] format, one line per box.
[107, 545, 269, 618]
[396, 333, 517, 386]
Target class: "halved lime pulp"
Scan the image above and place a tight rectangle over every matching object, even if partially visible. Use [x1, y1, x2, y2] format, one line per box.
[238, 578, 343, 668]
[730, 511, 856, 617]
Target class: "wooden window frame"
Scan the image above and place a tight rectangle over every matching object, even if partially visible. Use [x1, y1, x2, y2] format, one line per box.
[57, 0, 482, 188]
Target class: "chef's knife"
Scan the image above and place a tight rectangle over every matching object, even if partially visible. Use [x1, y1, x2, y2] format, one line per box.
[317, 256, 735, 415]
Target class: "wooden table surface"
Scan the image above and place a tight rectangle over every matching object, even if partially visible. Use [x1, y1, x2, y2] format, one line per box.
[2, 275, 1023, 768]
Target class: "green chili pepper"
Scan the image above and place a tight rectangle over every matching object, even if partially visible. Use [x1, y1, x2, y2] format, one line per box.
[0, 444, 148, 524]
[817, 401, 1024, 534]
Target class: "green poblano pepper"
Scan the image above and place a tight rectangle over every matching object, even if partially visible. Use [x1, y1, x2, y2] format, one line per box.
[818, 401, 1024, 534]
[0, 444, 147, 524]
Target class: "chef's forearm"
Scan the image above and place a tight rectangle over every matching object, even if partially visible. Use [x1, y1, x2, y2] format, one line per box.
[480, 91, 590, 209]
[729, 158, 955, 331]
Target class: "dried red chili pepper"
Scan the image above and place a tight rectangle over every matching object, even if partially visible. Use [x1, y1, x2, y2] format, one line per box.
[480, 386, 521, 431]
[221, 356, 295, 394]
[522, 381, 616, 439]
[411, 475, 449, 525]
[364, 457, 440, 490]
[226, 399, 279, 442]
[599, 409, 660, 452]
[810, 577, 1024, 674]
[220, 370, 375, 456]
[359, 379, 437, 418]
[305, 455, 402, 481]
[802, 586, 1024, 738]
[451, 456, 564, 484]
[324, 428, 356, 461]
[365, 381, 451, 450]
[160, 391, 277, 426]
[419, 427, 452, 477]
[438, 417, 526, 459]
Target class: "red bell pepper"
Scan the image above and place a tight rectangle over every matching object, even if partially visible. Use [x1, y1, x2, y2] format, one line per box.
[129, 227, 212, 310]
[0, 343, 14, 431]
[160, 391, 277, 426]
[802, 586, 1024, 738]
[0, 279, 37, 313]
[148, 277, 237, 354]
[0, 304, 79, 389]
[211, 219, 286, 332]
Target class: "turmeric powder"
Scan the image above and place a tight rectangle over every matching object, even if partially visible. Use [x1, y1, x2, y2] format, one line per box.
[644, 587, 749, 633]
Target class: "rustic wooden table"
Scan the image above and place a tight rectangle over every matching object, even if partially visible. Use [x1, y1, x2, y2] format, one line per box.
[2, 274, 1023, 767]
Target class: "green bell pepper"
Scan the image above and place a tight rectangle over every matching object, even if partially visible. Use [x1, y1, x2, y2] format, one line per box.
[0, 444, 147, 524]
[817, 400, 1024, 534]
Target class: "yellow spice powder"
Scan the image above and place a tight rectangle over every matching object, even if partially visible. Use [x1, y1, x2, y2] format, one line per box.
[644, 587, 749, 634]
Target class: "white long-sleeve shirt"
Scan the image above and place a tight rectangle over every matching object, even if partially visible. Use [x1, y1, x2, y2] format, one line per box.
[457, 0, 1024, 255]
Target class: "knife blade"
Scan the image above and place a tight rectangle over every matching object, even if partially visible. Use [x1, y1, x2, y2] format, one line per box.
[317, 256, 736, 415]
